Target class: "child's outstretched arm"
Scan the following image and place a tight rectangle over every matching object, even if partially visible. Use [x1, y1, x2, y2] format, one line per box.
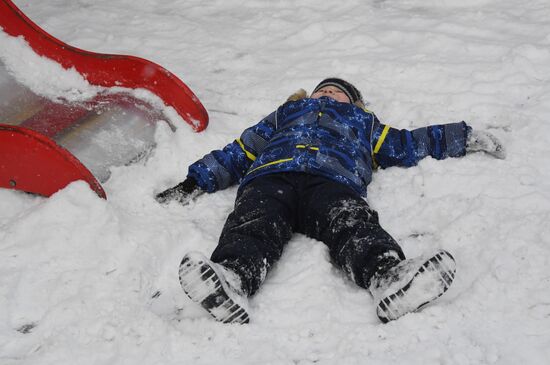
[372, 120, 505, 169]
[371, 121, 471, 168]
[156, 110, 278, 205]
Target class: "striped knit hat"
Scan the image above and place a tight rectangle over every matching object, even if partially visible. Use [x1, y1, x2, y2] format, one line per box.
[313, 78, 363, 104]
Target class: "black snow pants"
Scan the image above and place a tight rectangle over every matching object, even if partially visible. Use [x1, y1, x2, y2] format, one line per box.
[211, 172, 405, 296]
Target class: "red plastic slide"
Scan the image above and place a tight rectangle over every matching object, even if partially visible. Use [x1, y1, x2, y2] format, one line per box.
[0, 0, 209, 198]
[0, 0, 208, 131]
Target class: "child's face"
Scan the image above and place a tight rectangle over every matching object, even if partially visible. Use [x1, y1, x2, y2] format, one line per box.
[311, 86, 351, 104]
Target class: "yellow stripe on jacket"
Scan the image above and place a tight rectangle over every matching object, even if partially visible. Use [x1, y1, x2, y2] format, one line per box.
[236, 138, 257, 161]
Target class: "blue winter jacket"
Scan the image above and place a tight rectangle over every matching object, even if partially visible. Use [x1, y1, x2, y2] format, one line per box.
[188, 97, 470, 197]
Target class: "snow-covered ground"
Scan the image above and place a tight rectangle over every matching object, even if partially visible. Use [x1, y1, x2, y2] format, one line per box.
[1, 0, 550, 364]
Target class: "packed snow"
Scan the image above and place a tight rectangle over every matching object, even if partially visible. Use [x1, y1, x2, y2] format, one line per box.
[1, 0, 550, 364]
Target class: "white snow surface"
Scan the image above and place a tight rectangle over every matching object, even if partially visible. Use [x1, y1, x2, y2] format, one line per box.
[1, 0, 550, 364]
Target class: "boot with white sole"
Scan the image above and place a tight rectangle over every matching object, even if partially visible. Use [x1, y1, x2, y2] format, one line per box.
[369, 250, 456, 323]
[178, 251, 250, 324]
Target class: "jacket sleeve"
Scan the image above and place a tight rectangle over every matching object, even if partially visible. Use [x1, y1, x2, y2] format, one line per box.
[187, 110, 278, 193]
[371, 119, 472, 169]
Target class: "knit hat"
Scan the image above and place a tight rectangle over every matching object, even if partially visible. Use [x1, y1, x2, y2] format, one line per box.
[313, 78, 363, 105]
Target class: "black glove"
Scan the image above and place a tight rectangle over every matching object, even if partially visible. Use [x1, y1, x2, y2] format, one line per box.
[155, 177, 203, 205]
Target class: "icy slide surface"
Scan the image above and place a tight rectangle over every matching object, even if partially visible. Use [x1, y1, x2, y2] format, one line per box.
[0, 59, 159, 183]
[1, 0, 208, 196]
[1, 0, 550, 364]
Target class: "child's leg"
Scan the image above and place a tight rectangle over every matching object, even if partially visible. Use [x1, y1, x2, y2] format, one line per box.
[300, 176, 405, 289]
[211, 173, 298, 296]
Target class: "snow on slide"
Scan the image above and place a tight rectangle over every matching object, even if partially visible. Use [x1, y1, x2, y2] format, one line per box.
[0, 0, 208, 198]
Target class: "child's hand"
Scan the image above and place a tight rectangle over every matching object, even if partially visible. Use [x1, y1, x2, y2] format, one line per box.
[155, 178, 203, 205]
[466, 130, 506, 159]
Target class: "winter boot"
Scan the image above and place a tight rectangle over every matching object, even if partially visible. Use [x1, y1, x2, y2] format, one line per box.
[178, 251, 250, 324]
[369, 250, 456, 323]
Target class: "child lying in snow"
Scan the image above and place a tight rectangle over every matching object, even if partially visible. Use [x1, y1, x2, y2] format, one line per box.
[156, 78, 504, 324]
